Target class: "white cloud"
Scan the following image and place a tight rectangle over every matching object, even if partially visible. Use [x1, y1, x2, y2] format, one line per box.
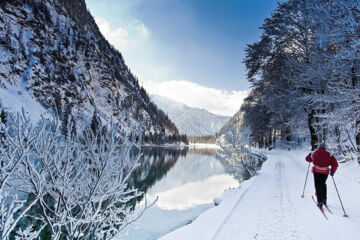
[136, 23, 149, 38]
[142, 80, 249, 116]
[95, 18, 129, 51]
[93, 17, 248, 117]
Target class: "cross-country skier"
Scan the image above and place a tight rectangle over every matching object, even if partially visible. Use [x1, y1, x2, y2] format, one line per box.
[305, 143, 338, 210]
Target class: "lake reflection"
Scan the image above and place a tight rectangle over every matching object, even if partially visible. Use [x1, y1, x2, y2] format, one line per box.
[121, 147, 239, 240]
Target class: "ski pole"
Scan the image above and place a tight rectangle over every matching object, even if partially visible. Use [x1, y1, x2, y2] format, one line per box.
[301, 162, 310, 198]
[331, 176, 349, 217]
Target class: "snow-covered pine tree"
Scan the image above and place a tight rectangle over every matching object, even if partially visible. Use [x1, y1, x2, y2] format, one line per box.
[241, 0, 360, 160]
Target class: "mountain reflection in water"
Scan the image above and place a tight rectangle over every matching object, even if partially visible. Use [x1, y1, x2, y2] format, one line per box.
[121, 147, 239, 240]
[128, 147, 188, 195]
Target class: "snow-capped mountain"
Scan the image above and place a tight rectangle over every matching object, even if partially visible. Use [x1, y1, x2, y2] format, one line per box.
[0, 0, 177, 136]
[151, 95, 230, 136]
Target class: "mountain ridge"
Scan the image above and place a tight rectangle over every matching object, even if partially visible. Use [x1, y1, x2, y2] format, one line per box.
[150, 94, 230, 137]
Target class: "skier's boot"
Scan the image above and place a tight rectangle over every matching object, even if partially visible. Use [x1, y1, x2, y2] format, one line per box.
[317, 202, 323, 210]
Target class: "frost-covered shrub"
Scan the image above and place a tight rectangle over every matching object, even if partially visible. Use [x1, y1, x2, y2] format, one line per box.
[0, 111, 152, 240]
[219, 126, 266, 180]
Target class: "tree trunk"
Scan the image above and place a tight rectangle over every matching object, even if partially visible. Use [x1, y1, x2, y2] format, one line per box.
[308, 109, 318, 150]
[356, 136, 360, 163]
[334, 125, 345, 156]
[273, 130, 277, 147]
[285, 127, 291, 146]
[356, 117, 360, 164]
[352, 65, 360, 163]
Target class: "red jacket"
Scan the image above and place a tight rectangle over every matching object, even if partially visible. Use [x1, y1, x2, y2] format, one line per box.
[305, 148, 338, 175]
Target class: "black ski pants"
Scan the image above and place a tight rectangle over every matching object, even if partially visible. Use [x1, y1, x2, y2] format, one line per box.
[314, 173, 328, 204]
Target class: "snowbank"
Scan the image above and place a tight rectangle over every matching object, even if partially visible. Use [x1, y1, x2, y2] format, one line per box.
[189, 142, 221, 149]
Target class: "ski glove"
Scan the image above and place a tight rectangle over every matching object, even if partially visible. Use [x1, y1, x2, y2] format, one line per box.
[330, 171, 334, 176]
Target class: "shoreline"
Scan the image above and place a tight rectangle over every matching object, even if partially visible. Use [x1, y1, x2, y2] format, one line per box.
[141, 143, 221, 149]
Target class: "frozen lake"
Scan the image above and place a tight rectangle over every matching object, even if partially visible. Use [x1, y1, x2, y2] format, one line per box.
[119, 147, 240, 240]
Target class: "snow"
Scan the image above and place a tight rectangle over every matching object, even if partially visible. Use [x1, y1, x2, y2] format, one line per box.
[159, 149, 360, 240]
[120, 204, 211, 240]
[0, 85, 48, 122]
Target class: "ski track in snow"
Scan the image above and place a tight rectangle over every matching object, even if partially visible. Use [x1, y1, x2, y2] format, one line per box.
[159, 150, 360, 240]
[211, 153, 301, 240]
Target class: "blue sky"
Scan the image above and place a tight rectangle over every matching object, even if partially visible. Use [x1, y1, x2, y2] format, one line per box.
[85, 0, 279, 116]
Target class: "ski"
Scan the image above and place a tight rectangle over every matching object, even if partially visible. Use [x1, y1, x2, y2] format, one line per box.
[323, 204, 333, 214]
[314, 193, 333, 214]
[312, 195, 328, 219]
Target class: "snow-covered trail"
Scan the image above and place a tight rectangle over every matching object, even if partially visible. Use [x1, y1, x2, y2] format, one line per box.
[159, 150, 360, 240]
